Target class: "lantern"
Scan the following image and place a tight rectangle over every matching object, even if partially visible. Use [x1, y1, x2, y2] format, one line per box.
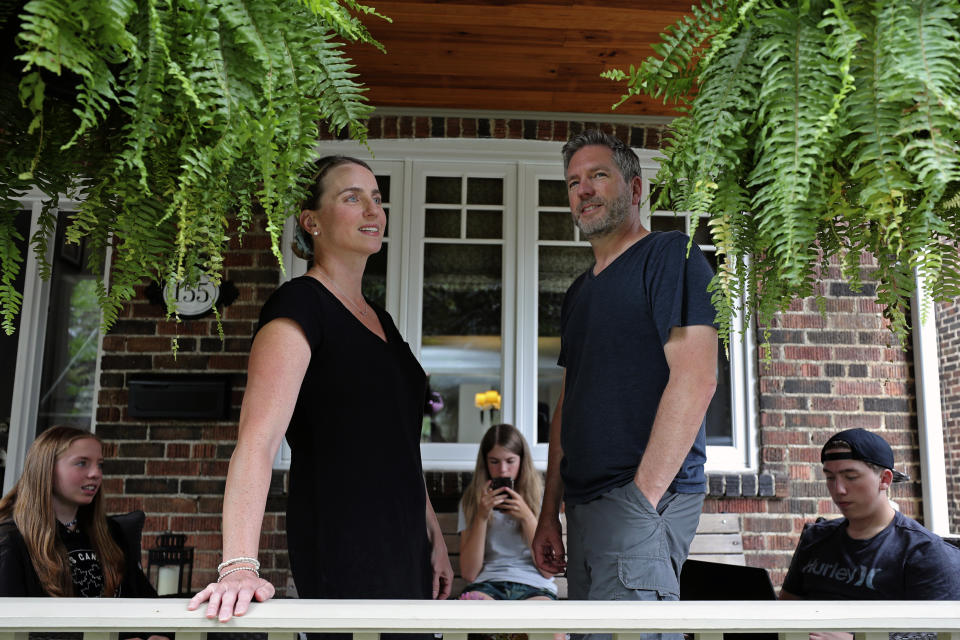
[146, 533, 194, 597]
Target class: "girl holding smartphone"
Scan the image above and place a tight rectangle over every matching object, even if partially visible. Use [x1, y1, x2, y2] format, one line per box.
[458, 423, 556, 600]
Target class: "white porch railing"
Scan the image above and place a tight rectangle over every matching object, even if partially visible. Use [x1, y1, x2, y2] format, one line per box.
[0, 599, 958, 640]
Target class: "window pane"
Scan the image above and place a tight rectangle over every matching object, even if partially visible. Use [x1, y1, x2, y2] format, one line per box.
[426, 176, 461, 204]
[377, 175, 391, 201]
[538, 211, 574, 241]
[692, 218, 712, 247]
[650, 214, 685, 233]
[706, 343, 732, 445]
[538, 179, 567, 207]
[536, 245, 593, 444]
[37, 215, 99, 434]
[363, 243, 387, 308]
[699, 247, 730, 446]
[648, 182, 664, 210]
[420, 243, 502, 444]
[466, 210, 502, 239]
[0, 210, 30, 480]
[376, 174, 391, 238]
[466, 177, 503, 205]
[425, 208, 461, 238]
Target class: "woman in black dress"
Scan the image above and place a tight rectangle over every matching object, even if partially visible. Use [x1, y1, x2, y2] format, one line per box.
[190, 156, 453, 622]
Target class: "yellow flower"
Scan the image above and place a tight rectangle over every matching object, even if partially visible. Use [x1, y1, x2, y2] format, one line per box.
[475, 390, 502, 410]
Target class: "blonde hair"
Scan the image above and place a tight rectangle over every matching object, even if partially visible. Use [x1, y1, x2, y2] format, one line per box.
[461, 424, 542, 526]
[0, 426, 124, 596]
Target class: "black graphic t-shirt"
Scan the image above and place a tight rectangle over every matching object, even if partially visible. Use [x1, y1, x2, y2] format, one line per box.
[60, 524, 107, 597]
[783, 511, 960, 599]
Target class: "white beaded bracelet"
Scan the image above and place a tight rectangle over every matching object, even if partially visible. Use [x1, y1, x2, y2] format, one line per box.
[217, 566, 260, 582]
[217, 556, 261, 572]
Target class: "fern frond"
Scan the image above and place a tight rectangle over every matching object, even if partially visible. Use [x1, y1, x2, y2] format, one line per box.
[603, 0, 735, 108]
[299, 0, 390, 51]
[2, 0, 380, 336]
[609, 0, 960, 347]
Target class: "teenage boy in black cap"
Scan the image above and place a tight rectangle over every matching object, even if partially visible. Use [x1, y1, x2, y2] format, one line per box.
[780, 428, 960, 600]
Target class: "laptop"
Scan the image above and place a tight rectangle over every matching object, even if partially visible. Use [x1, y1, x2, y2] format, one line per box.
[680, 559, 778, 640]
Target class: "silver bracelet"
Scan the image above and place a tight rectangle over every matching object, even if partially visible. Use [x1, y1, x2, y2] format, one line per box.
[217, 556, 261, 572]
[217, 566, 260, 582]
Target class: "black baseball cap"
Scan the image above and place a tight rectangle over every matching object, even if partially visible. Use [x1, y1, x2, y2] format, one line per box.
[821, 428, 910, 482]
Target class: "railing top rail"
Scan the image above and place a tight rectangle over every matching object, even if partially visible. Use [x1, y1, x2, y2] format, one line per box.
[0, 599, 958, 634]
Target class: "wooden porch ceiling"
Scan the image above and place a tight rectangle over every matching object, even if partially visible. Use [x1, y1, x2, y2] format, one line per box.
[344, 1, 692, 118]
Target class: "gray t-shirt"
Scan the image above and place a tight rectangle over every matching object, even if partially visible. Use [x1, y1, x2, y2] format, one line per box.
[457, 501, 556, 594]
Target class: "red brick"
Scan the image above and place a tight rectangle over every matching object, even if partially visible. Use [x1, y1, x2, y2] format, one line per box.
[144, 497, 198, 513]
[763, 430, 811, 446]
[834, 380, 882, 395]
[414, 116, 429, 137]
[788, 464, 811, 480]
[102, 336, 126, 351]
[783, 345, 832, 360]
[157, 320, 210, 336]
[773, 313, 827, 329]
[169, 516, 223, 532]
[146, 460, 200, 476]
[760, 412, 783, 427]
[224, 252, 255, 267]
[810, 397, 859, 411]
[209, 354, 248, 370]
[124, 336, 172, 352]
[834, 413, 883, 428]
[382, 116, 398, 138]
[166, 443, 191, 457]
[445, 117, 460, 137]
[192, 443, 218, 458]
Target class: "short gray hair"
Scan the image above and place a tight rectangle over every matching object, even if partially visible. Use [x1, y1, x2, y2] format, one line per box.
[561, 129, 640, 182]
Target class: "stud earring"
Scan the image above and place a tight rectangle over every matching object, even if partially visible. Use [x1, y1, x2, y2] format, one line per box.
[313, 231, 319, 236]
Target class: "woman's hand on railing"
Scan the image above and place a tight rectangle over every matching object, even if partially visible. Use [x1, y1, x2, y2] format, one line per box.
[187, 571, 276, 622]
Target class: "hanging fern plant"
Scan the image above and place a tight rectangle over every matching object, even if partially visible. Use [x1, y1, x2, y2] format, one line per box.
[604, 0, 960, 347]
[0, 0, 385, 335]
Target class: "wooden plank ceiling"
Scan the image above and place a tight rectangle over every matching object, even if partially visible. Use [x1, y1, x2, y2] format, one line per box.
[344, 1, 692, 117]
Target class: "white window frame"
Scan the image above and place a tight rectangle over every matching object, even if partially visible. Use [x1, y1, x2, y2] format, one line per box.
[3, 190, 108, 493]
[276, 138, 757, 473]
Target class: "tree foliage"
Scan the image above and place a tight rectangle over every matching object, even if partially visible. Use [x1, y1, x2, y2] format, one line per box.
[604, 0, 960, 347]
[0, 0, 383, 334]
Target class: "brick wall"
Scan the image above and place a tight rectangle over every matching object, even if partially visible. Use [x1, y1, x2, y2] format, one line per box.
[96, 113, 922, 595]
[97, 215, 290, 592]
[938, 299, 960, 534]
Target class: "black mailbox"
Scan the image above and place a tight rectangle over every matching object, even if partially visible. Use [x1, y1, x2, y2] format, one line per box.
[128, 375, 230, 419]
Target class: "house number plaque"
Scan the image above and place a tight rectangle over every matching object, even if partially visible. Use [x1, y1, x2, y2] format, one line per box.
[162, 276, 221, 318]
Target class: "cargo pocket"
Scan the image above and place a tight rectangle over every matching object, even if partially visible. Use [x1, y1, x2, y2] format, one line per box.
[617, 553, 680, 600]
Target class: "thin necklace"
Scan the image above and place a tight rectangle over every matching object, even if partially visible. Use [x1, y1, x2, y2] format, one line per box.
[62, 519, 78, 532]
[315, 267, 368, 317]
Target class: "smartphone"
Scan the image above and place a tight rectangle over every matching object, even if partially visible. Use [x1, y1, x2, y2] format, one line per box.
[490, 477, 513, 510]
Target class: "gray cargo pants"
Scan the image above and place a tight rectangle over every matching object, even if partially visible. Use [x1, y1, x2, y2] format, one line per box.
[567, 482, 705, 640]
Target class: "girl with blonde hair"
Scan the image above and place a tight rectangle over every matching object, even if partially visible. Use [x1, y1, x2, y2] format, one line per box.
[458, 423, 556, 600]
[0, 426, 155, 598]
